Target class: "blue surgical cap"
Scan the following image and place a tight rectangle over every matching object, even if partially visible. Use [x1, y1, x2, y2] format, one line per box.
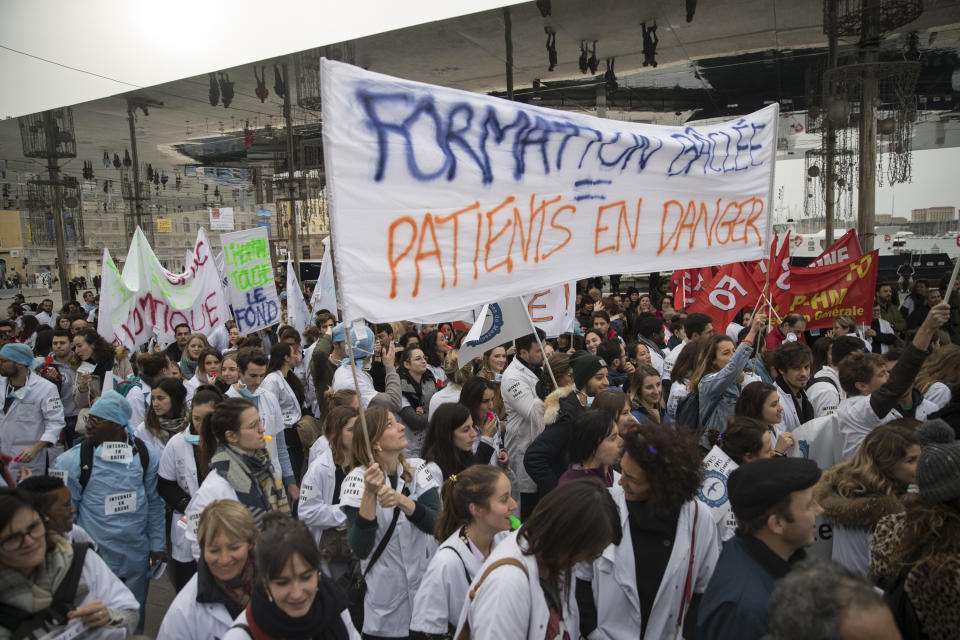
[89, 390, 133, 431]
[0, 343, 37, 367]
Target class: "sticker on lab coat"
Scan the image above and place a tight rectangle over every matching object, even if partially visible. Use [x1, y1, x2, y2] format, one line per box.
[100, 442, 133, 464]
[49, 468, 68, 483]
[44, 396, 63, 412]
[105, 491, 136, 515]
[282, 411, 298, 424]
[339, 473, 364, 506]
[38, 617, 86, 640]
[300, 483, 318, 502]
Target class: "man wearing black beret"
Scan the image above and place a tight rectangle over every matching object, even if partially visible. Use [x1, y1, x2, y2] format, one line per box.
[697, 457, 823, 640]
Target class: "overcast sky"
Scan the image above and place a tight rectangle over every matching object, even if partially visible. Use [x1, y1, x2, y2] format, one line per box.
[774, 146, 959, 223]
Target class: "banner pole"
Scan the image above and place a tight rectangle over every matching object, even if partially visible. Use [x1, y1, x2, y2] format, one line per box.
[765, 103, 779, 336]
[946, 257, 960, 304]
[343, 323, 375, 462]
[522, 301, 558, 390]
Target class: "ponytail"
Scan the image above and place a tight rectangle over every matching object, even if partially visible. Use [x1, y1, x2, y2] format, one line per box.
[434, 465, 505, 542]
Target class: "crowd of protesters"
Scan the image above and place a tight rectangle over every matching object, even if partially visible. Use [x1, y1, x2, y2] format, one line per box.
[0, 270, 957, 640]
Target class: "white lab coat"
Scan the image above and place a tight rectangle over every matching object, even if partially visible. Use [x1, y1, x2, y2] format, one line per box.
[924, 382, 951, 411]
[184, 471, 240, 560]
[125, 380, 152, 434]
[501, 358, 542, 495]
[225, 386, 284, 478]
[807, 366, 844, 418]
[298, 437, 347, 547]
[662, 342, 686, 382]
[587, 488, 719, 640]
[454, 530, 579, 640]
[337, 458, 439, 637]
[411, 528, 508, 635]
[156, 572, 234, 640]
[133, 422, 166, 457]
[302, 341, 320, 415]
[0, 371, 65, 476]
[158, 431, 201, 563]
[184, 375, 202, 406]
[260, 370, 302, 428]
[332, 365, 378, 408]
[221, 609, 361, 640]
[773, 385, 801, 437]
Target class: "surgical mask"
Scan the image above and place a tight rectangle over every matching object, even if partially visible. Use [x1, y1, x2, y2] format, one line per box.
[585, 395, 594, 407]
[238, 383, 258, 399]
[6, 385, 29, 402]
[493, 373, 502, 383]
[785, 332, 799, 343]
[184, 434, 200, 446]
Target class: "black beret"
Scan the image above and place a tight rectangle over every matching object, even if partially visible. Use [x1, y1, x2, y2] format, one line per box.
[728, 458, 821, 521]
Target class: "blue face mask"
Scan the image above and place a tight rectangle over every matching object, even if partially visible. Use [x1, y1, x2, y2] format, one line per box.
[585, 395, 594, 407]
[238, 384, 255, 399]
[184, 434, 200, 446]
[493, 373, 502, 383]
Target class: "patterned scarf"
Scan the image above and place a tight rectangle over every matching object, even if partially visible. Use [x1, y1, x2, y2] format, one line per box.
[209, 444, 289, 524]
[0, 535, 89, 618]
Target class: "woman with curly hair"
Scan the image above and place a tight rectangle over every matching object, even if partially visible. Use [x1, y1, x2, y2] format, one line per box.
[577, 424, 719, 639]
[870, 430, 960, 640]
[914, 343, 960, 412]
[71, 328, 133, 410]
[815, 423, 920, 574]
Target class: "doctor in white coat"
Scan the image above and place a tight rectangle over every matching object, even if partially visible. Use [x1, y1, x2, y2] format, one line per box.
[411, 465, 516, 636]
[455, 478, 622, 640]
[338, 405, 441, 638]
[0, 343, 65, 477]
[580, 426, 719, 640]
[158, 500, 260, 640]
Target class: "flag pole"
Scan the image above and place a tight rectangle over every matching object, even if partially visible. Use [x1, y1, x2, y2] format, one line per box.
[764, 103, 780, 336]
[522, 301, 558, 390]
[946, 257, 960, 304]
[343, 323, 375, 462]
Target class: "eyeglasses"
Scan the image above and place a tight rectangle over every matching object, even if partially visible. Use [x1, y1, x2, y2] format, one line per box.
[0, 519, 44, 551]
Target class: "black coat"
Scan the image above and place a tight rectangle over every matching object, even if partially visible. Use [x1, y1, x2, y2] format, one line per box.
[523, 390, 585, 496]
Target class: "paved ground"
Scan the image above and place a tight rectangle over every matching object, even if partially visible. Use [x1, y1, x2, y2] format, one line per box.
[142, 573, 178, 638]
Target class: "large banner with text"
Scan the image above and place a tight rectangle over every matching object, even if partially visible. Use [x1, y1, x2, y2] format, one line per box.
[322, 59, 777, 322]
[773, 251, 879, 330]
[98, 227, 230, 348]
[220, 227, 281, 334]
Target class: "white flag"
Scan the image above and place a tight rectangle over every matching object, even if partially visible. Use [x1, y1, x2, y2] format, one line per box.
[286, 258, 311, 334]
[457, 297, 534, 366]
[309, 237, 339, 319]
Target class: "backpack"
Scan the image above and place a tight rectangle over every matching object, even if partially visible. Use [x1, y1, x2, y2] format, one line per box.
[79, 436, 150, 491]
[675, 392, 700, 433]
[113, 375, 141, 398]
[455, 558, 529, 640]
[806, 376, 839, 393]
[880, 561, 928, 640]
[0, 542, 91, 638]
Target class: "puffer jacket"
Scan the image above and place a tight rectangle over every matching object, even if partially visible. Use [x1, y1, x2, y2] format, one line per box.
[523, 386, 581, 498]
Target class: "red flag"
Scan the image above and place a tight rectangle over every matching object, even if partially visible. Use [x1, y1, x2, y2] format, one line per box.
[806, 229, 862, 269]
[671, 267, 714, 309]
[771, 251, 879, 330]
[687, 262, 763, 333]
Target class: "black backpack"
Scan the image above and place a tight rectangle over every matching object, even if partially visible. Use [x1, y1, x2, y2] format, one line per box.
[0, 542, 91, 639]
[675, 392, 700, 433]
[79, 437, 150, 491]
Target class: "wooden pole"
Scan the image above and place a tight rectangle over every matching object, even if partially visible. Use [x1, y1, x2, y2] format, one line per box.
[343, 323, 374, 461]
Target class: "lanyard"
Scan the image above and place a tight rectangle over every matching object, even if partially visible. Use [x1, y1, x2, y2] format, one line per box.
[675, 501, 699, 637]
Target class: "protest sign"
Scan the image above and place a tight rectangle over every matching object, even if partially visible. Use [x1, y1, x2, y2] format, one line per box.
[221, 227, 281, 334]
[286, 257, 312, 334]
[309, 237, 338, 318]
[98, 227, 230, 349]
[698, 445, 739, 539]
[806, 228, 862, 268]
[772, 250, 879, 330]
[321, 59, 777, 322]
[523, 282, 575, 337]
[458, 298, 533, 365]
[209, 206, 234, 231]
[686, 261, 763, 333]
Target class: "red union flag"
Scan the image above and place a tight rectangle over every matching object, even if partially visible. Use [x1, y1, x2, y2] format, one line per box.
[807, 229, 862, 269]
[687, 262, 763, 333]
[772, 250, 879, 329]
[671, 267, 715, 308]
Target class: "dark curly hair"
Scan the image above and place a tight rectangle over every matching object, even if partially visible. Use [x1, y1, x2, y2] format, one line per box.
[622, 424, 703, 520]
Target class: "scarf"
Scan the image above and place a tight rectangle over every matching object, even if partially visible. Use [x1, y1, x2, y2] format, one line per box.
[0, 536, 89, 619]
[149, 413, 186, 446]
[196, 555, 254, 619]
[180, 354, 198, 379]
[399, 367, 438, 410]
[209, 444, 289, 524]
[245, 576, 349, 640]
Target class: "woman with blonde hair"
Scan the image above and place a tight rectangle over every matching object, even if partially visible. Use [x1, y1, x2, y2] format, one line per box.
[814, 423, 920, 574]
[628, 363, 665, 425]
[477, 345, 508, 420]
[914, 343, 960, 411]
[339, 405, 441, 638]
[179, 333, 211, 380]
[158, 500, 259, 640]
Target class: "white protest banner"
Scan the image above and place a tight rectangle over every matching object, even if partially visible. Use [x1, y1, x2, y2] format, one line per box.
[209, 206, 234, 231]
[322, 59, 777, 322]
[523, 282, 575, 338]
[457, 297, 532, 365]
[286, 257, 311, 334]
[221, 227, 281, 334]
[309, 237, 339, 318]
[98, 227, 230, 349]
